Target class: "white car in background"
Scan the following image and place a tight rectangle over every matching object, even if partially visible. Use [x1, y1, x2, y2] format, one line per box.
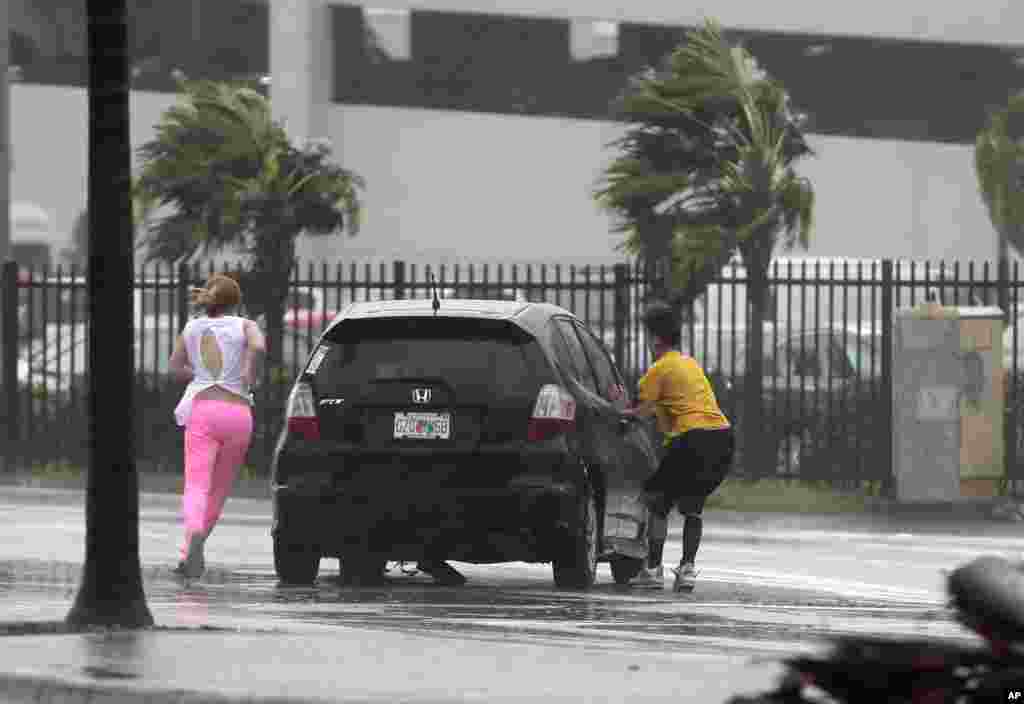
[18, 316, 177, 400]
[19, 314, 316, 401]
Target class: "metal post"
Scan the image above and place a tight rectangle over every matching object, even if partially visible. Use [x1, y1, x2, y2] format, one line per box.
[613, 263, 627, 377]
[177, 260, 190, 331]
[2, 260, 19, 466]
[881, 259, 895, 496]
[0, 1, 12, 370]
[393, 260, 406, 300]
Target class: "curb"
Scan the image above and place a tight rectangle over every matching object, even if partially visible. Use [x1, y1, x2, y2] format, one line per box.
[0, 474, 272, 501]
[0, 674, 328, 704]
[4, 474, 1023, 522]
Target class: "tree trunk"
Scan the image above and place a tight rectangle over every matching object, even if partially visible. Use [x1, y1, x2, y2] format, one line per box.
[67, 0, 154, 628]
[251, 230, 296, 465]
[741, 237, 770, 478]
[253, 232, 296, 376]
[639, 216, 673, 305]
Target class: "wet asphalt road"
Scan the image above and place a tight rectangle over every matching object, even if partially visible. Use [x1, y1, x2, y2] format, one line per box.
[1, 485, 1022, 698]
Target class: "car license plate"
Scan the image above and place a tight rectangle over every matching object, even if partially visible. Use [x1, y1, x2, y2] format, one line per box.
[393, 412, 451, 440]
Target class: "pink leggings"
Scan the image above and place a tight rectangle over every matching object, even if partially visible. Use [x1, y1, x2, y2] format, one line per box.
[181, 399, 253, 559]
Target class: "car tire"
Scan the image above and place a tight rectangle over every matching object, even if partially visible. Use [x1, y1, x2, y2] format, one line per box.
[273, 533, 320, 585]
[552, 488, 599, 590]
[340, 549, 388, 586]
[610, 556, 645, 585]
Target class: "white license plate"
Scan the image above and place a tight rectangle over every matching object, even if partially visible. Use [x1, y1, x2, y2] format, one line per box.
[393, 412, 451, 440]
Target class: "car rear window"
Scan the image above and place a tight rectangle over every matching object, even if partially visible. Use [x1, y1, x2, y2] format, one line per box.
[312, 318, 536, 391]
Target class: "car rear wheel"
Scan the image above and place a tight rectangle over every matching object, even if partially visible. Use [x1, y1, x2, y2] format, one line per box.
[273, 534, 321, 585]
[610, 556, 645, 585]
[552, 489, 599, 590]
[341, 550, 388, 586]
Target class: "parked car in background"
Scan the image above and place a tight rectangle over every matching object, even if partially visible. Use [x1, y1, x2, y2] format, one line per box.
[282, 287, 335, 332]
[683, 324, 882, 477]
[17, 274, 178, 340]
[17, 316, 314, 401]
[270, 298, 659, 588]
[18, 316, 176, 401]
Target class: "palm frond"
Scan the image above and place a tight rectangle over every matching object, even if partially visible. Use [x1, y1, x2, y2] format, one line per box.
[975, 92, 1024, 254]
[595, 16, 815, 302]
[135, 80, 364, 264]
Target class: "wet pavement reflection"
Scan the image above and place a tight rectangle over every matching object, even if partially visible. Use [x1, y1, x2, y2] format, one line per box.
[0, 487, 1002, 664]
[0, 556, 972, 661]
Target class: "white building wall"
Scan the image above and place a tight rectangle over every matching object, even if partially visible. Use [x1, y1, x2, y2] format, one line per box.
[9, 84, 997, 269]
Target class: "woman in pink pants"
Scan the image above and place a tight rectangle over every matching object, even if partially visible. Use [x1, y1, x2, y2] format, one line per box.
[169, 274, 266, 578]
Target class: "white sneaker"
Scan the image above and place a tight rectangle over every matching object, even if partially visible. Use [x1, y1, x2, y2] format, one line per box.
[629, 564, 665, 589]
[672, 562, 697, 592]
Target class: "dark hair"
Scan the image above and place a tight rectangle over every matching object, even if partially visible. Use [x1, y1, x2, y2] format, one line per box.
[643, 303, 681, 347]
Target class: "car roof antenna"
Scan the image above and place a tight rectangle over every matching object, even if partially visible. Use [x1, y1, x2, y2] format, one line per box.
[430, 273, 441, 316]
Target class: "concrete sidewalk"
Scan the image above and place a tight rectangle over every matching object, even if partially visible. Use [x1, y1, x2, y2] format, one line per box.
[0, 623, 784, 704]
[5, 470, 1023, 524]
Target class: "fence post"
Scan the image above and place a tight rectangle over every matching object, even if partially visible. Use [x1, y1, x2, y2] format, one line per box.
[176, 261, 190, 331]
[393, 260, 406, 301]
[613, 264, 628, 375]
[999, 254, 1010, 325]
[998, 256, 1014, 491]
[2, 259, 19, 462]
[881, 259, 895, 497]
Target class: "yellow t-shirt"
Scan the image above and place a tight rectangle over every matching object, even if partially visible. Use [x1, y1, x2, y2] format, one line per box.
[638, 350, 730, 441]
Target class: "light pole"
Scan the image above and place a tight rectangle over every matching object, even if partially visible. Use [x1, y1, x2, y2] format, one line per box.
[0, 0, 11, 430]
[0, 0, 9, 269]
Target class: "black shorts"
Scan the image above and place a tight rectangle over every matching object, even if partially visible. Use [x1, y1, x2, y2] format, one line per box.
[645, 427, 734, 516]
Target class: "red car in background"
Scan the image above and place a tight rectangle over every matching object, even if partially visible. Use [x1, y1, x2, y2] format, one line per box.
[283, 288, 336, 332]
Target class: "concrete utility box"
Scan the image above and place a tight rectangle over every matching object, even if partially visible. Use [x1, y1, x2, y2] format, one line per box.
[893, 304, 1005, 502]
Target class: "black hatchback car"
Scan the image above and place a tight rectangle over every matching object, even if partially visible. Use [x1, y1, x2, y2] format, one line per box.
[270, 298, 659, 588]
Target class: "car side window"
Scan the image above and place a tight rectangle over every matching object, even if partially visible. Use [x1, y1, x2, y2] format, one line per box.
[574, 322, 627, 405]
[552, 318, 598, 393]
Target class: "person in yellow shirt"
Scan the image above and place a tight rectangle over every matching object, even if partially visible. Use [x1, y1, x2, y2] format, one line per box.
[621, 303, 734, 592]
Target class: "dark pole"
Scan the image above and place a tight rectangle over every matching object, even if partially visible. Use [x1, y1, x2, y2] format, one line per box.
[0, 0, 11, 389]
[0, 0, 9, 267]
[67, 0, 154, 628]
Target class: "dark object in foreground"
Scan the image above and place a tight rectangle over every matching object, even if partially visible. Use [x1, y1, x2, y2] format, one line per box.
[66, 0, 153, 628]
[728, 555, 1024, 703]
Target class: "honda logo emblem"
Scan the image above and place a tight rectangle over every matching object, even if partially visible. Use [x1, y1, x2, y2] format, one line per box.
[411, 388, 432, 404]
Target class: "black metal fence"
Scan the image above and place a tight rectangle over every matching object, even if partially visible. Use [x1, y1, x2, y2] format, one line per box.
[3, 257, 1023, 491]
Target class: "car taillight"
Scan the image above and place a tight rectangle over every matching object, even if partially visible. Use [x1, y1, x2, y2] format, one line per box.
[527, 384, 576, 442]
[286, 381, 320, 441]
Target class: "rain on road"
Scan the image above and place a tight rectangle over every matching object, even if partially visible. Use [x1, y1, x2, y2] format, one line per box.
[0, 486, 1017, 687]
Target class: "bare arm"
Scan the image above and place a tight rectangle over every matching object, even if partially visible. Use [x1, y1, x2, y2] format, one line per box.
[622, 399, 657, 418]
[169, 334, 193, 383]
[622, 367, 660, 418]
[241, 319, 267, 386]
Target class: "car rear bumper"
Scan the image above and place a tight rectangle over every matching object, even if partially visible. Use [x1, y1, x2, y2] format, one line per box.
[269, 438, 584, 562]
[273, 486, 579, 563]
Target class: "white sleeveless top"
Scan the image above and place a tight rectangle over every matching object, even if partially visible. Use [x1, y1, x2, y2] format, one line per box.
[174, 315, 253, 427]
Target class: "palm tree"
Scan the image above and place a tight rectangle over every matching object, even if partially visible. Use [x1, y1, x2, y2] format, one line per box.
[975, 91, 1024, 295]
[596, 19, 814, 467]
[67, 0, 154, 628]
[134, 80, 363, 378]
